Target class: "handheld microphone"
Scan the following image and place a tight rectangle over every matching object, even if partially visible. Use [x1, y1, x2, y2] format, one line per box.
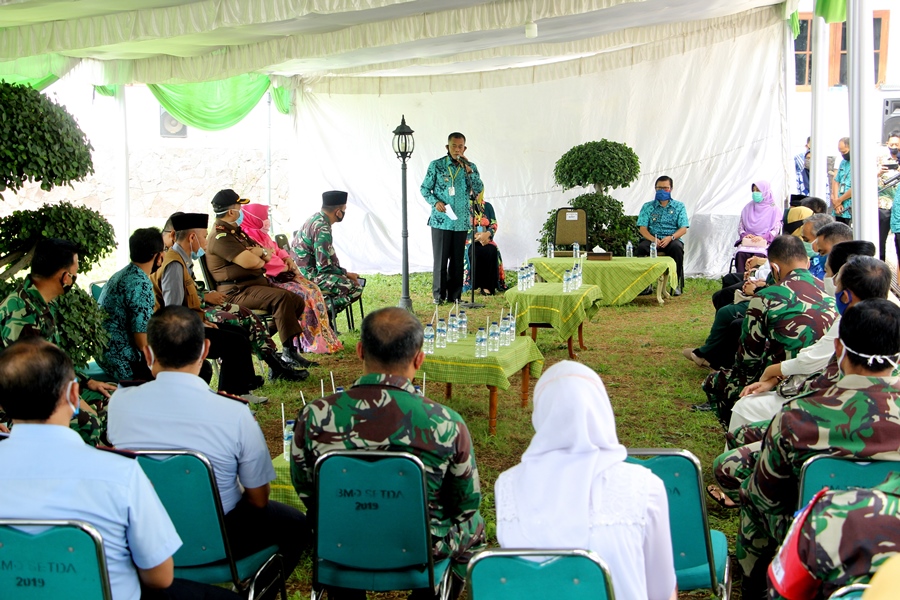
[456, 155, 469, 165]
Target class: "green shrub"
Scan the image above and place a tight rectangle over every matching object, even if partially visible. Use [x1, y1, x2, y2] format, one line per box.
[0, 82, 94, 199]
[553, 139, 640, 194]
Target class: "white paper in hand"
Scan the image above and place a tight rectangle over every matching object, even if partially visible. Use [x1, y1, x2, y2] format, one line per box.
[444, 205, 458, 220]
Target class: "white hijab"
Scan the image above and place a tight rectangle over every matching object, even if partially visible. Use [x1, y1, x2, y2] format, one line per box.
[496, 361, 627, 549]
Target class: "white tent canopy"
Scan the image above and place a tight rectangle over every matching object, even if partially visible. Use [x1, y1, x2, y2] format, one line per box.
[0, 0, 795, 277]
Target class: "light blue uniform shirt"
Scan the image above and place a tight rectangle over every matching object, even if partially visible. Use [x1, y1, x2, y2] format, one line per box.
[107, 371, 276, 514]
[0, 424, 182, 600]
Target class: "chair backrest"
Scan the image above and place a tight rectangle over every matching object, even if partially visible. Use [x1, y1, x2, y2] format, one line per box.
[90, 280, 106, 302]
[0, 519, 112, 600]
[313, 451, 434, 581]
[799, 455, 900, 507]
[554, 208, 587, 248]
[467, 549, 615, 600]
[274, 234, 289, 252]
[132, 450, 237, 582]
[197, 254, 216, 293]
[625, 449, 718, 590]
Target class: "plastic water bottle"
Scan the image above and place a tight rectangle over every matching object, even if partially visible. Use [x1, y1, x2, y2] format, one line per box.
[423, 324, 435, 354]
[650, 241, 658, 259]
[517, 266, 525, 291]
[547, 244, 555, 258]
[626, 241, 633, 258]
[436, 318, 447, 349]
[564, 269, 572, 293]
[283, 419, 295, 461]
[499, 317, 511, 347]
[488, 321, 501, 352]
[528, 263, 536, 288]
[573, 242, 580, 259]
[475, 327, 487, 358]
[448, 314, 458, 343]
[458, 311, 468, 339]
[575, 264, 582, 288]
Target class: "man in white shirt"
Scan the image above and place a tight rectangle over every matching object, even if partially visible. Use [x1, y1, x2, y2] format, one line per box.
[0, 338, 239, 599]
[108, 306, 308, 581]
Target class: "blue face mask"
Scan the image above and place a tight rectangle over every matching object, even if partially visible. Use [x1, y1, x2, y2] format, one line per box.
[65, 379, 78, 417]
[752, 191, 764, 203]
[191, 247, 205, 261]
[234, 210, 245, 227]
[836, 289, 852, 315]
[655, 190, 671, 202]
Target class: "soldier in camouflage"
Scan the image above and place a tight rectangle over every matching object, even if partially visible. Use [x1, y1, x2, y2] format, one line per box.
[703, 235, 837, 426]
[0, 239, 116, 444]
[768, 474, 900, 599]
[291, 191, 363, 314]
[291, 307, 485, 599]
[737, 299, 900, 599]
[712, 257, 894, 508]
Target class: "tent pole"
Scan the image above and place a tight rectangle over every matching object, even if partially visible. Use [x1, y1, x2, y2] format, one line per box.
[266, 92, 273, 234]
[809, 12, 829, 200]
[847, 0, 877, 244]
[115, 85, 130, 266]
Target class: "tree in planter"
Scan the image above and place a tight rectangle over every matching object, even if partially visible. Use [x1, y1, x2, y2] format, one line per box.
[538, 139, 641, 256]
[0, 81, 95, 199]
[0, 203, 116, 369]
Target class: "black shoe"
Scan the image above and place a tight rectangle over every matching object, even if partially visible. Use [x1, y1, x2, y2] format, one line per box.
[638, 285, 653, 296]
[249, 375, 265, 391]
[691, 402, 715, 412]
[269, 367, 310, 382]
[673, 287, 683, 296]
[283, 346, 319, 368]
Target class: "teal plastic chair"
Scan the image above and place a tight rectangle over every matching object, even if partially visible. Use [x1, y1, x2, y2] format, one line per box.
[467, 549, 615, 600]
[311, 450, 452, 599]
[0, 519, 112, 599]
[799, 455, 900, 508]
[90, 280, 107, 302]
[133, 449, 287, 599]
[828, 583, 869, 598]
[626, 448, 731, 599]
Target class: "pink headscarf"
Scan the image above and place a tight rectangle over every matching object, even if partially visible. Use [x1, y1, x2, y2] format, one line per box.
[739, 180, 781, 242]
[241, 203, 290, 278]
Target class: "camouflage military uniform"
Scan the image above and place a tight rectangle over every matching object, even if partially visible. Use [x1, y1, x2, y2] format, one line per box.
[291, 212, 362, 314]
[703, 269, 837, 425]
[204, 301, 278, 358]
[768, 475, 900, 600]
[738, 374, 900, 587]
[0, 277, 105, 445]
[291, 373, 486, 579]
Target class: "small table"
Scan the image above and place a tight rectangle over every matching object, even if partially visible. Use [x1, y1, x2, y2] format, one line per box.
[505, 283, 602, 359]
[271, 456, 304, 512]
[528, 256, 677, 305]
[418, 336, 544, 435]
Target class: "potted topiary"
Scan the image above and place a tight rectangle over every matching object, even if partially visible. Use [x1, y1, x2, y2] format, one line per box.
[538, 139, 641, 256]
[0, 82, 113, 367]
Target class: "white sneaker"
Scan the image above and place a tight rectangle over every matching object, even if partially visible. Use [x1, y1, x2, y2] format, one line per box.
[241, 393, 269, 405]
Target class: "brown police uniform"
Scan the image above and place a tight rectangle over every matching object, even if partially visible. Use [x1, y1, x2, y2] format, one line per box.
[206, 218, 305, 345]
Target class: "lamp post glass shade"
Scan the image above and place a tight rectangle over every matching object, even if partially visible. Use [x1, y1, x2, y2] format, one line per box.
[395, 115, 415, 311]
[393, 115, 415, 159]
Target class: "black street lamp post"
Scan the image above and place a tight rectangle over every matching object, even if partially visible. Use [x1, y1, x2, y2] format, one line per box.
[393, 115, 415, 310]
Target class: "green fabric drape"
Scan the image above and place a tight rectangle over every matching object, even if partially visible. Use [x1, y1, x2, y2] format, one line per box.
[789, 11, 801, 39]
[148, 74, 272, 131]
[93, 84, 118, 97]
[271, 86, 292, 115]
[1, 74, 58, 91]
[815, 0, 847, 23]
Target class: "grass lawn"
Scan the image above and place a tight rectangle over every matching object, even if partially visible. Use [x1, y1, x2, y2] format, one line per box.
[251, 272, 738, 599]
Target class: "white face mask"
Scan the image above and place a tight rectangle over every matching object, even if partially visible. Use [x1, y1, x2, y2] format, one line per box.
[824, 276, 836, 296]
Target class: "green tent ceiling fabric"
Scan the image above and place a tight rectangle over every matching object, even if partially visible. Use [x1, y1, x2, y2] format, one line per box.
[271, 85, 292, 115]
[0, 73, 58, 91]
[93, 84, 117, 97]
[815, 0, 847, 23]
[147, 74, 272, 131]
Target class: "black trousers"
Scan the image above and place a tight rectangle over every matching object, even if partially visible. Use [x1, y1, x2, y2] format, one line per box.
[879, 208, 891, 261]
[635, 238, 685, 289]
[431, 228, 468, 302]
[470, 242, 499, 294]
[204, 323, 257, 396]
[223, 498, 309, 583]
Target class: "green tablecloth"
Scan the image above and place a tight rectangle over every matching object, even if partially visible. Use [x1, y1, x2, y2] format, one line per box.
[271, 456, 304, 512]
[505, 283, 602, 341]
[417, 335, 544, 391]
[528, 257, 677, 306]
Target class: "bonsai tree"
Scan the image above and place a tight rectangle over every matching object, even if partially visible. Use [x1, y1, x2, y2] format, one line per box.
[0, 204, 115, 370]
[539, 139, 641, 256]
[0, 81, 94, 199]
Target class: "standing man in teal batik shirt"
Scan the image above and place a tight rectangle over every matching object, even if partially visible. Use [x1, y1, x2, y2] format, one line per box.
[421, 133, 484, 305]
[635, 175, 690, 295]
